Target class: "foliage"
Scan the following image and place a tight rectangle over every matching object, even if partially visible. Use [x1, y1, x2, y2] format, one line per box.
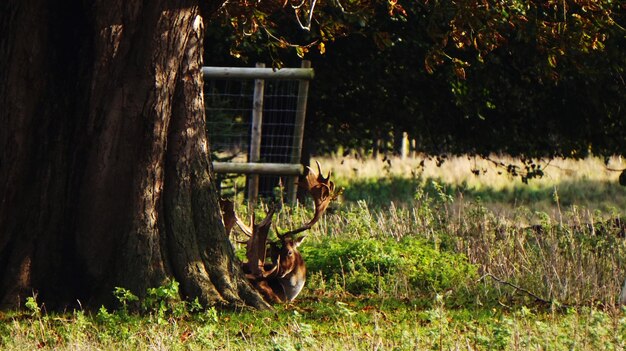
[303, 236, 477, 297]
[205, 0, 626, 160]
[24, 296, 41, 317]
[208, 0, 384, 66]
[307, 0, 626, 158]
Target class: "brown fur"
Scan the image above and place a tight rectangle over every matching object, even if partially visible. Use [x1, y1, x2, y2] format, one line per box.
[224, 162, 336, 304]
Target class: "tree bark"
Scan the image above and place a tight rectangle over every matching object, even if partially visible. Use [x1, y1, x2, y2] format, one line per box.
[0, 0, 267, 309]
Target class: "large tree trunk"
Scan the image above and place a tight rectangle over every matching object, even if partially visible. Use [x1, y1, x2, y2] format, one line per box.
[0, 0, 267, 309]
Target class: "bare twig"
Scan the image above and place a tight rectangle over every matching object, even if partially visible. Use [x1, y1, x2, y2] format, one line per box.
[479, 272, 568, 308]
[293, 0, 317, 31]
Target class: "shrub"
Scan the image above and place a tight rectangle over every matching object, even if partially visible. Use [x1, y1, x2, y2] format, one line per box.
[302, 236, 478, 298]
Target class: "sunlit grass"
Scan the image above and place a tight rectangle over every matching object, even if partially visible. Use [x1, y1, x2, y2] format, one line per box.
[3, 296, 626, 350]
[314, 154, 626, 216]
[3, 154, 626, 350]
[318, 154, 624, 186]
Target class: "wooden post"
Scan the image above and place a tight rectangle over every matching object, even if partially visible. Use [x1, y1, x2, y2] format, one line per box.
[287, 60, 311, 204]
[248, 63, 265, 209]
[401, 132, 409, 160]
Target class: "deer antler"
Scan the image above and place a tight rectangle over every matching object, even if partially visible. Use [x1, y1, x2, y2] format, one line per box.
[221, 199, 278, 277]
[280, 161, 336, 237]
[220, 199, 253, 237]
[243, 206, 277, 277]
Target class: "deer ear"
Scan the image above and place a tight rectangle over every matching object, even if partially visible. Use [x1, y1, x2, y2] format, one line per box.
[293, 235, 306, 248]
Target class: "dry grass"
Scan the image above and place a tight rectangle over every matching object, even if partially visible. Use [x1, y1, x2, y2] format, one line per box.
[317, 154, 624, 186]
[313, 154, 626, 216]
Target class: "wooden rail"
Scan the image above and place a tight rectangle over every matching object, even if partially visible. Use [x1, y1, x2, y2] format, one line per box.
[212, 162, 304, 176]
[202, 66, 314, 81]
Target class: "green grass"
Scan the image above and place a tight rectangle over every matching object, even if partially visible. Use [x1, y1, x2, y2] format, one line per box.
[341, 176, 626, 211]
[3, 295, 626, 350]
[3, 154, 626, 350]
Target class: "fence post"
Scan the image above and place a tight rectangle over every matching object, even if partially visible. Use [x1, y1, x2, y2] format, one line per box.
[248, 63, 265, 209]
[401, 132, 409, 159]
[287, 60, 311, 204]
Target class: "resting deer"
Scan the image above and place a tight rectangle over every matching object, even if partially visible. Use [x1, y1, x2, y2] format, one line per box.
[220, 161, 336, 303]
[264, 233, 307, 302]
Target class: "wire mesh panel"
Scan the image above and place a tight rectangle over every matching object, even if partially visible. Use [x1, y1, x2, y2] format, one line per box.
[205, 79, 254, 164]
[205, 74, 306, 199]
[258, 80, 300, 198]
[259, 80, 300, 160]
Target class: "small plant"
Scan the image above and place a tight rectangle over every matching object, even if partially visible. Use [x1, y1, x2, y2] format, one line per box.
[143, 279, 184, 323]
[25, 295, 41, 317]
[113, 287, 139, 313]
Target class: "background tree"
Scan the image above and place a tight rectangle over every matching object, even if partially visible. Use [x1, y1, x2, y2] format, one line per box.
[0, 0, 268, 309]
[206, 0, 626, 161]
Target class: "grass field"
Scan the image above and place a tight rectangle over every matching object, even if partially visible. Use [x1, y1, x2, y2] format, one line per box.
[324, 154, 626, 214]
[2, 155, 626, 350]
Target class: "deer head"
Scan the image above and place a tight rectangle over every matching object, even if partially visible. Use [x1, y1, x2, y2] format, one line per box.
[265, 234, 306, 301]
[266, 161, 336, 300]
[220, 161, 336, 303]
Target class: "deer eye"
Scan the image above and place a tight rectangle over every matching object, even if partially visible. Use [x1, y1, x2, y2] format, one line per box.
[287, 250, 293, 256]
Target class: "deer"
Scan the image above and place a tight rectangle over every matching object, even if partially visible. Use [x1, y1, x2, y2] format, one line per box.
[220, 161, 336, 303]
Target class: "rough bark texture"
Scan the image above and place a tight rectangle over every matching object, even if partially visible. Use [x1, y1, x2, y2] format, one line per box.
[0, 0, 267, 309]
